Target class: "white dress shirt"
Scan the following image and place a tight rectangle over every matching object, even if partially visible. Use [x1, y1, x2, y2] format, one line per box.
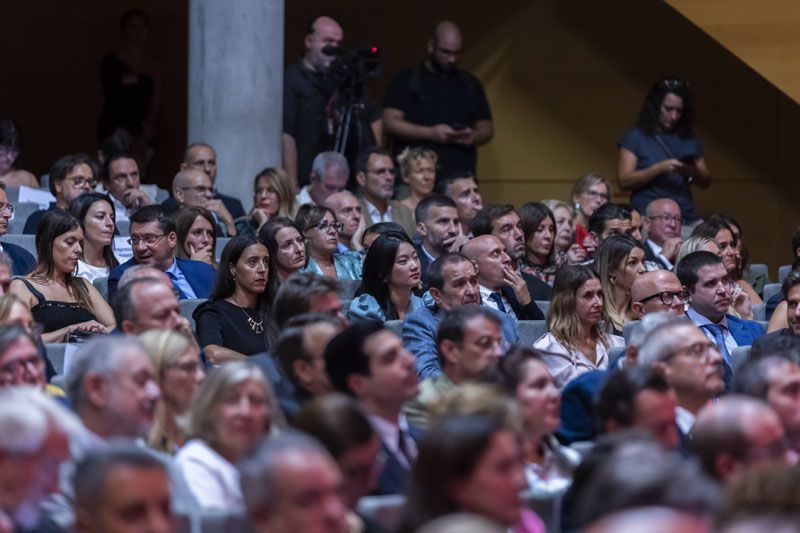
[645, 239, 674, 270]
[295, 185, 314, 206]
[479, 284, 518, 320]
[175, 439, 243, 511]
[369, 413, 418, 469]
[686, 308, 738, 354]
[675, 406, 697, 436]
[364, 198, 394, 224]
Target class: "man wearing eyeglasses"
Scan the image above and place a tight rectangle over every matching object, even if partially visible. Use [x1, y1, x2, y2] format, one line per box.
[107, 205, 216, 303]
[0, 184, 34, 275]
[354, 148, 416, 237]
[631, 270, 687, 318]
[170, 167, 237, 237]
[677, 251, 765, 389]
[23, 153, 98, 235]
[383, 20, 493, 178]
[642, 198, 683, 270]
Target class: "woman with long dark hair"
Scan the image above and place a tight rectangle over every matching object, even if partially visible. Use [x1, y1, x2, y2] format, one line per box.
[10, 209, 115, 343]
[175, 206, 217, 267]
[193, 236, 278, 363]
[348, 231, 423, 321]
[258, 217, 306, 282]
[70, 192, 120, 282]
[594, 234, 646, 333]
[519, 202, 564, 285]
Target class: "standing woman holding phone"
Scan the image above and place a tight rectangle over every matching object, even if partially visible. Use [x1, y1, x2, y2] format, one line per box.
[617, 78, 711, 237]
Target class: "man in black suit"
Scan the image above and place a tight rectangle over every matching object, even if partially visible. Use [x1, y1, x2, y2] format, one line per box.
[325, 321, 421, 496]
[414, 194, 466, 287]
[642, 198, 683, 270]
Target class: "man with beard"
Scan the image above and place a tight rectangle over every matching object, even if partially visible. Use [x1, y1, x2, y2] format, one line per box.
[414, 194, 467, 286]
[383, 21, 493, 178]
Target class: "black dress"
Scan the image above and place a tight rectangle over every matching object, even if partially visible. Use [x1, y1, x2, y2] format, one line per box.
[20, 279, 96, 334]
[193, 300, 269, 356]
[97, 52, 155, 142]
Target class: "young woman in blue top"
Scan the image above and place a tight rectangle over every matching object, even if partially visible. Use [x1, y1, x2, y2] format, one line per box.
[617, 78, 712, 227]
[348, 231, 424, 321]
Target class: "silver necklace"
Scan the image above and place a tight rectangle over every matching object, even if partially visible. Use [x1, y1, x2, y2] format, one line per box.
[230, 297, 264, 333]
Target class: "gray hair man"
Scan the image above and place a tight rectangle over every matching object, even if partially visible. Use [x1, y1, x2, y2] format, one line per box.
[296, 152, 349, 207]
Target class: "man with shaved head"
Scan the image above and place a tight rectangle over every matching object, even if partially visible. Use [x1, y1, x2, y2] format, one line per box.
[283, 15, 382, 186]
[323, 190, 363, 251]
[631, 269, 688, 318]
[383, 20, 494, 178]
[461, 235, 543, 320]
[643, 198, 683, 270]
[170, 167, 236, 236]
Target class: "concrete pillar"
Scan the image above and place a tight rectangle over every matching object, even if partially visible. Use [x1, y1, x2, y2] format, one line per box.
[187, 0, 284, 212]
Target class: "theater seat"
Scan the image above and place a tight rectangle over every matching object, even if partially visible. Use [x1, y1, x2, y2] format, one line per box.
[779, 264, 793, 284]
[356, 495, 405, 532]
[180, 298, 206, 333]
[518, 320, 548, 345]
[93, 277, 109, 302]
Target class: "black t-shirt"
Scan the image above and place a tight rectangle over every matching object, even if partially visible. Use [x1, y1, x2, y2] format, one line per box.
[193, 299, 271, 356]
[283, 60, 381, 186]
[383, 64, 492, 178]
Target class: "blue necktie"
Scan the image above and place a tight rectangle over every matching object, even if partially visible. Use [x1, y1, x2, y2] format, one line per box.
[704, 323, 733, 390]
[167, 271, 188, 300]
[488, 292, 508, 314]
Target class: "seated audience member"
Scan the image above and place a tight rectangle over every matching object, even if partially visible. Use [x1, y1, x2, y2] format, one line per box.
[642, 198, 684, 270]
[582, 507, 712, 533]
[414, 194, 465, 287]
[258, 217, 306, 282]
[0, 324, 47, 390]
[494, 346, 580, 495]
[677, 251, 765, 388]
[403, 253, 519, 378]
[542, 199, 585, 263]
[323, 190, 364, 252]
[293, 393, 383, 528]
[0, 387, 79, 532]
[273, 273, 347, 330]
[518, 202, 563, 285]
[405, 305, 505, 427]
[273, 313, 340, 419]
[174, 206, 217, 267]
[238, 431, 349, 533]
[361, 221, 408, 252]
[461, 235, 545, 320]
[711, 213, 765, 296]
[0, 187, 34, 275]
[438, 171, 484, 236]
[624, 204, 644, 243]
[11, 210, 115, 343]
[297, 205, 363, 280]
[630, 269, 688, 318]
[349, 232, 423, 321]
[714, 465, 800, 533]
[325, 321, 420, 495]
[113, 277, 190, 336]
[236, 167, 297, 238]
[176, 361, 281, 510]
[472, 203, 552, 300]
[170, 167, 236, 237]
[586, 202, 633, 255]
[73, 445, 173, 533]
[691, 395, 792, 484]
[168, 142, 246, 219]
[765, 270, 800, 336]
[597, 367, 679, 451]
[0, 253, 11, 296]
[0, 117, 38, 188]
[693, 218, 762, 306]
[295, 151, 349, 207]
[396, 415, 544, 533]
[570, 172, 611, 255]
[24, 153, 97, 235]
[354, 148, 416, 237]
[398, 147, 437, 212]
[107, 205, 216, 302]
[139, 329, 205, 454]
[637, 316, 725, 440]
[0, 294, 58, 381]
[674, 236, 719, 269]
[595, 234, 646, 333]
[101, 151, 153, 221]
[193, 236, 278, 363]
[69, 192, 119, 282]
[534, 265, 624, 389]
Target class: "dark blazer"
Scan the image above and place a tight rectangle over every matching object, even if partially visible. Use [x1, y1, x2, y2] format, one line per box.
[161, 193, 246, 220]
[107, 257, 216, 303]
[375, 425, 424, 496]
[415, 243, 434, 290]
[726, 314, 766, 346]
[2, 241, 35, 275]
[752, 328, 795, 353]
[501, 282, 545, 320]
[523, 271, 552, 301]
[555, 370, 608, 445]
[643, 239, 672, 270]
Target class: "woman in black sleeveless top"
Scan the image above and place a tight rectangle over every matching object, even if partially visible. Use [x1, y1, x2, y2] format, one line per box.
[10, 209, 115, 343]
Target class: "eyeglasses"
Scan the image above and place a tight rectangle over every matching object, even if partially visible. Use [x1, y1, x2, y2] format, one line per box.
[638, 290, 690, 306]
[309, 221, 344, 233]
[665, 341, 720, 361]
[0, 203, 15, 215]
[66, 176, 98, 188]
[648, 214, 683, 225]
[128, 234, 167, 246]
[583, 190, 610, 201]
[180, 185, 216, 195]
[0, 354, 43, 379]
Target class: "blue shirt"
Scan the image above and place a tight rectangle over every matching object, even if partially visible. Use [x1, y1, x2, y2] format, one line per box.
[349, 293, 425, 321]
[165, 258, 198, 300]
[302, 251, 363, 280]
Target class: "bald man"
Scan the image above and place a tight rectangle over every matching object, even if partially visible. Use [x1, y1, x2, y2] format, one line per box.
[643, 198, 684, 269]
[631, 270, 688, 318]
[461, 235, 543, 320]
[171, 168, 236, 236]
[283, 15, 382, 186]
[323, 190, 363, 252]
[384, 20, 493, 178]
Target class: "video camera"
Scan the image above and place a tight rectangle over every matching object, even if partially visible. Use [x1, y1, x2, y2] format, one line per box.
[322, 44, 382, 101]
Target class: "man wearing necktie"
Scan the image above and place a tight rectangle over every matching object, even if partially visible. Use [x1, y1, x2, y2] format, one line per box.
[677, 251, 765, 389]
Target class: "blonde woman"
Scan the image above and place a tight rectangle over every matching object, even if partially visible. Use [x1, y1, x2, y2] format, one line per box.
[235, 167, 298, 237]
[533, 265, 624, 389]
[397, 147, 438, 212]
[175, 361, 284, 510]
[674, 236, 719, 271]
[542, 199, 586, 263]
[139, 329, 205, 454]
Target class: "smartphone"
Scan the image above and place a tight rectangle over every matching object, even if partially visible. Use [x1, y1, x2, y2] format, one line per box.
[451, 122, 468, 131]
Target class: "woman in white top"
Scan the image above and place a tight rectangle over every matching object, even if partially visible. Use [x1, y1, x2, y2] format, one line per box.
[70, 192, 119, 282]
[533, 264, 624, 389]
[175, 360, 284, 511]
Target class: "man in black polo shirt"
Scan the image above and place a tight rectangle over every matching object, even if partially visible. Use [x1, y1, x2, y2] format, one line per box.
[282, 15, 382, 188]
[383, 20, 493, 178]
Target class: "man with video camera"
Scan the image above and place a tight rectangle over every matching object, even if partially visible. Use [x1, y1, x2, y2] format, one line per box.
[283, 15, 383, 189]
